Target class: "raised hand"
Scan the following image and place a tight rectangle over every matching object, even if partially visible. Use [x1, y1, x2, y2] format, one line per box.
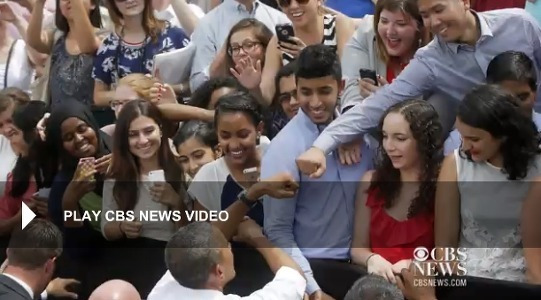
[0, 2, 24, 23]
[230, 56, 262, 90]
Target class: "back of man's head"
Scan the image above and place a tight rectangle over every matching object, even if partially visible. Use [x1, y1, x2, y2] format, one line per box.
[344, 275, 404, 300]
[7, 219, 63, 270]
[165, 222, 229, 289]
[89, 279, 141, 300]
[295, 44, 342, 82]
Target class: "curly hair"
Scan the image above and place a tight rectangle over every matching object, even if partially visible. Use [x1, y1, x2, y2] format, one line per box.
[457, 84, 541, 180]
[369, 100, 443, 217]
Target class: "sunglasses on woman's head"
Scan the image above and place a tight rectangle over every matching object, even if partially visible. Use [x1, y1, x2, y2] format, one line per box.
[278, 0, 310, 7]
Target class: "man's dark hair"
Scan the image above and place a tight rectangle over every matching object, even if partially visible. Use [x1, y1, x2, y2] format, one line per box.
[7, 220, 63, 270]
[165, 222, 229, 289]
[344, 275, 404, 300]
[295, 44, 342, 82]
[189, 77, 247, 109]
[214, 91, 264, 127]
[487, 51, 537, 91]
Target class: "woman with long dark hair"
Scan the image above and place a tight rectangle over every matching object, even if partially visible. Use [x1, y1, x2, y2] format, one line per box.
[436, 84, 541, 282]
[351, 99, 442, 282]
[102, 100, 187, 296]
[0, 101, 49, 236]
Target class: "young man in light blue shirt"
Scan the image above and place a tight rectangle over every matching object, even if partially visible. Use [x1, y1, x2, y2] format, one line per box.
[444, 50, 541, 154]
[296, 0, 541, 177]
[189, 0, 289, 91]
[262, 44, 374, 300]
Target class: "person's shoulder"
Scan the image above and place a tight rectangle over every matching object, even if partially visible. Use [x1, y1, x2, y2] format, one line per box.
[0, 275, 29, 300]
[192, 158, 228, 182]
[481, 7, 531, 19]
[354, 14, 375, 35]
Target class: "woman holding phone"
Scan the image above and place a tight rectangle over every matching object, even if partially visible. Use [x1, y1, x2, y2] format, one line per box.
[46, 101, 113, 298]
[101, 100, 187, 297]
[340, 0, 429, 109]
[259, 0, 355, 104]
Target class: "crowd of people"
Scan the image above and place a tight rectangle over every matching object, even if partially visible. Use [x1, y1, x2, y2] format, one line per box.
[0, 0, 540, 299]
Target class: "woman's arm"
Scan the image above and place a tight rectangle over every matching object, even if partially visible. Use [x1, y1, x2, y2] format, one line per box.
[434, 154, 461, 258]
[26, 0, 53, 54]
[351, 171, 375, 265]
[170, 0, 200, 36]
[158, 103, 214, 122]
[260, 36, 282, 106]
[522, 176, 541, 284]
[93, 80, 115, 107]
[335, 14, 356, 59]
[69, 0, 101, 53]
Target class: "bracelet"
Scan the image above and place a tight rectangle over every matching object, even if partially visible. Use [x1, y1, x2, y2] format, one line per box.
[365, 253, 378, 266]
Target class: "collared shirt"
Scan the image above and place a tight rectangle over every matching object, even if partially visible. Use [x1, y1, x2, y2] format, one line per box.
[147, 267, 306, 300]
[262, 110, 373, 294]
[2, 273, 34, 299]
[443, 111, 541, 155]
[189, 0, 290, 90]
[314, 9, 541, 153]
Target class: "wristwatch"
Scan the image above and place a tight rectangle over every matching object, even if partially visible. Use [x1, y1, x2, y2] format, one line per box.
[237, 190, 260, 209]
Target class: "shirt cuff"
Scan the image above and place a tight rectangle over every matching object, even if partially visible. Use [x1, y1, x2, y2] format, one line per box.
[305, 273, 320, 295]
[40, 291, 47, 300]
[313, 134, 339, 155]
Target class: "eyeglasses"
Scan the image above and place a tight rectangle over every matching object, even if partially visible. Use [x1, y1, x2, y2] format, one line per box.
[228, 41, 262, 57]
[278, 0, 310, 7]
[278, 90, 297, 103]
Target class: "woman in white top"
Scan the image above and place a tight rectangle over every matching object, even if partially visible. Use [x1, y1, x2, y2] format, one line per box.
[188, 91, 270, 226]
[436, 84, 541, 282]
[102, 100, 187, 243]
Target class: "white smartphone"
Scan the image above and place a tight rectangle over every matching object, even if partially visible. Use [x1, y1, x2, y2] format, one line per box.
[243, 167, 259, 183]
[148, 169, 165, 182]
[33, 188, 51, 198]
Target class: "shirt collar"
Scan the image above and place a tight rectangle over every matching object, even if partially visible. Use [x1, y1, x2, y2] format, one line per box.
[443, 10, 494, 54]
[223, 0, 260, 13]
[3, 273, 34, 299]
[297, 108, 336, 133]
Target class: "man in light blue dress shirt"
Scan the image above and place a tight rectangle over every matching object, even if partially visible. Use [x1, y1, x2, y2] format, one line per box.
[262, 45, 374, 299]
[189, 0, 290, 91]
[444, 50, 541, 154]
[296, 1, 541, 177]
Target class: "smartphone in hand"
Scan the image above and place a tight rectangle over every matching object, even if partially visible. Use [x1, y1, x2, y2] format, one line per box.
[359, 68, 378, 86]
[243, 167, 260, 183]
[79, 157, 96, 180]
[276, 23, 295, 43]
[148, 169, 165, 183]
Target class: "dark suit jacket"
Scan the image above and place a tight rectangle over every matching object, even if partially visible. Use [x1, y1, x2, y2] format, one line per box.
[0, 274, 33, 300]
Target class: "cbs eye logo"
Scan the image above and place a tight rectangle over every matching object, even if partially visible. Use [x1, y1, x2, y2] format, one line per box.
[414, 247, 429, 262]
